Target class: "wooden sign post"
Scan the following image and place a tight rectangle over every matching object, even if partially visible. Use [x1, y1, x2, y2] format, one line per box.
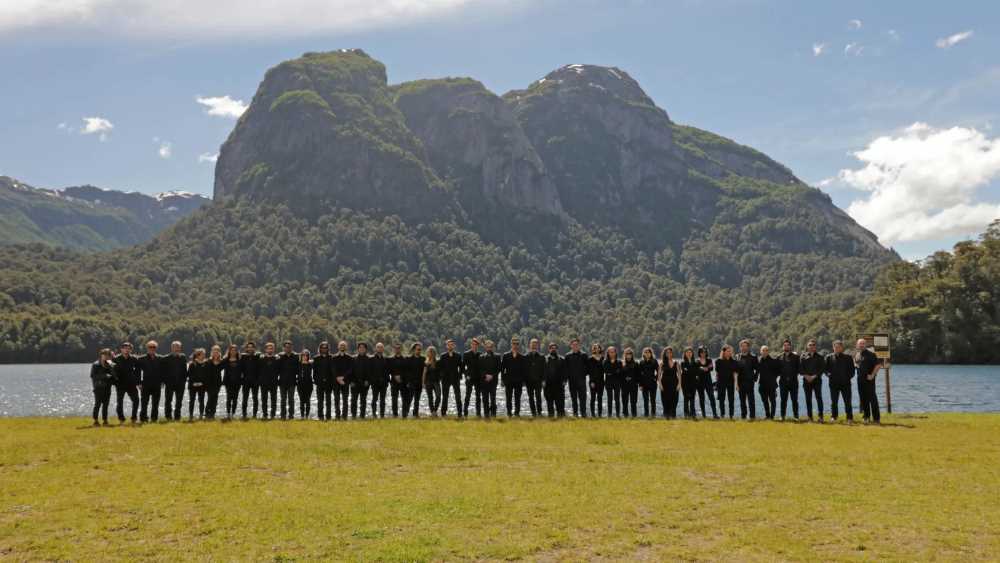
[858, 333, 892, 413]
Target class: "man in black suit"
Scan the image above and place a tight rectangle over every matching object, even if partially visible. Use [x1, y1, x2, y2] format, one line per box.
[312, 342, 333, 420]
[855, 338, 882, 423]
[278, 341, 298, 420]
[332, 340, 353, 420]
[461, 338, 482, 418]
[563, 338, 588, 417]
[113, 342, 140, 424]
[501, 337, 527, 417]
[438, 339, 463, 417]
[240, 342, 261, 419]
[163, 341, 188, 421]
[369, 343, 390, 418]
[136, 340, 165, 423]
[799, 339, 825, 421]
[543, 342, 567, 417]
[734, 339, 758, 420]
[825, 340, 855, 422]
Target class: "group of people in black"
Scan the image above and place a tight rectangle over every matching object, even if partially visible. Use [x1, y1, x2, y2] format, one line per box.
[88, 335, 884, 426]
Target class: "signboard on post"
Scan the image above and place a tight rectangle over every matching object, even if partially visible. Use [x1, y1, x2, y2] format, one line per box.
[857, 332, 892, 413]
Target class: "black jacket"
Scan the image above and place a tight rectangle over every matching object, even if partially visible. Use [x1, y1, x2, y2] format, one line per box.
[136, 353, 165, 388]
[680, 359, 699, 388]
[370, 353, 390, 388]
[352, 354, 373, 387]
[799, 352, 824, 379]
[112, 354, 140, 388]
[695, 358, 714, 386]
[187, 360, 209, 390]
[586, 356, 604, 386]
[278, 352, 299, 387]
[660, 359, 679, 387]
[312, 353, 333, 389]
[525, 351, 545, 385]
[164, 353, 189, 388]
[258, 354, 281, 388]
[331, 353, 353, 385]
[544, 353, 565, 385]
[222, 358, 242, 387]
[735, 353, 759, 386]
[622, 359, 640, 386]
[758, 356, 781, 389]
[438, 351, 462, 384]
[825, 352, 855, 385]
[387, 355, 407, 386]
[462, 349, 481, 382]
[501, 352, 527, 386]
[638, 358, 658, 388]
[240, 353, 260, 387]
[298, 362, 313, 387]
[478, 352, 501, 387]
[715, 357, 739, 387]
[603, 358, 623, 386]
[854, 349, 881, 381]
[564, 351, 588, 382]
[779, 352, 800, 383]
[206, 360, 224, 389]
[404, 356, 424, 388]
[91, 361, 114, 391]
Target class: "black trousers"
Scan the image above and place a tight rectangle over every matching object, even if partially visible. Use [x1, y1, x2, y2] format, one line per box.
[205, 386, 220, 419]
[225, 384, 240, 417]
[298, 384, 313, 418]
[859, 377, 880, 422]
[440, 379, 462, 416]
[759, 386, 777, 419]
[802, 377, 823, 419]
[623, 382, 638, 418]
[463, 378, 481, 417]
[607, 382, 622, 417]
[504, 382, 523, 416]
[188, 387, 205, 419]
[390, 380, 403, 417]
[241, 383, 260, 418]
[140, 384, 161, 422]
[163, 384, 184, 420]
[779, 378, 799, 419]
[317, 386, 332, 420]
[424, 381, 441, 415]
[738, 382, 756, 419]
[589, 382, 604, 417]
[261, 385, 277, 419]
[370, 384, 387, 418]
[115, 384, 139, 422]
[525, 381, 543, 416]
[280, 384, 296, 420]
[402, 385, 422, 418]
[660, 386, 679, 419]
[482, 382, 498, 417]
[544, 382, 565, 417]
[640, 385, 656, 417]
[333, 382, 349, 419]
[568, 377, 587, 417]
[92, 386, 111, 422]
[350, 382, 370, 418]
[697, 378, 717, 418]
[717, 383, 735, 418]
[829, 381, 853, 420]
[681, 383, 696, 418]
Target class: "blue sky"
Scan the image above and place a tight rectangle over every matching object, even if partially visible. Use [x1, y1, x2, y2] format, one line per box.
[2, 0, 998, 260]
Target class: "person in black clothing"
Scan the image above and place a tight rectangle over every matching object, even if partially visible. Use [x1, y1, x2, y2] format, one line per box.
[136, 340, 164, 423]
[587, 343, 605, 417]
[461, 338, 482, 418]
[680, 347, 698, 418]
[332, 341, 353, 420]
[388, 344, 407, 417]
[825, 340, 854, 421]
[757, 345, 780, 420]
[313, 342, 333, 421]
[778, 339, 800, 421]
[478, 340, 501, 418]
[438, 339, 463, 416]
[187, 348, 208, 420]
[278, 341, 299, 420]
[658, 347, 680, 419]
[351, 342, 372, 418]
[369, 343, 390, 418]
[259, 343, 281, 420]
[501, 337, 527, 417]
[90, 348, 115, 426]
[735, 339, 758, 420]
[402, 343, 425, 418]
[564, 338, 588, 418]
[695, 347, 717, 419]
[163, 341, 188, 421]
[855, 338, 882, 423]
[205, 345, 224, 420]
[113, 342, 140, 424]
[422, 346, 441, 416]
[715, 345, 738, 419]
[297, 349, 314, 419]
[638, 347, 658, 418]
[621, 347, 640, 418]
[543, 342, 566, 417]
[239, 342, 260, 419]
[221, 344, 242, 419]
[524, 339, 545, 417]
[799, 339, 824, 421]
[603, 346, 623, 418]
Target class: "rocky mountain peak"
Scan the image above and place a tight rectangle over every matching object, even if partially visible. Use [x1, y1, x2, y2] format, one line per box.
[534, 64, 660, 112]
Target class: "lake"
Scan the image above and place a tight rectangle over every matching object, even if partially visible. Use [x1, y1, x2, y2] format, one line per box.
[0, 363, 997, 417]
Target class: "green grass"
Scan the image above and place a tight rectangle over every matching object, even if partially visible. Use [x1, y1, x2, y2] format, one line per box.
[1, 414, 998, 561]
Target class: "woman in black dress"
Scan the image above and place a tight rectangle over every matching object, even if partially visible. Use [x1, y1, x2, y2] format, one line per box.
[205, 345, 224, 420]
[658, 346, 680, 419]
[603, 346, 623, 418]
[621, 348, 639, 418]
[90, 348, 114, 426]
[680, 347, 699, 418]
[221, 344, 242, 419]
[638, 347, 658, 418]
[297, 349, 314, 419]
[423, 346, 441, 416]
[587, 343, 605, 418]
[695, 347, 718, 419]
[714, 345, 739, 419]
[187, 348, 209, 421]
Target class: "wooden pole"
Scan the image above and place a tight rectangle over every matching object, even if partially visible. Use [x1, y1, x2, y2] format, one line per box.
[885, 364, 892, 414]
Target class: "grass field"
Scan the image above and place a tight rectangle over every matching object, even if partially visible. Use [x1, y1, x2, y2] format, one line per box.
[1, 414, 998, 561]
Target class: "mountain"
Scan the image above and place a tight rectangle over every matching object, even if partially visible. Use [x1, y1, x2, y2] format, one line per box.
[0, 176, 209, 251]
[0, 50, 899, 362]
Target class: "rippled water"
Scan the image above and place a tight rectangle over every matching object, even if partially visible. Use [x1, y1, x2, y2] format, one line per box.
[0, 363, 997, 417]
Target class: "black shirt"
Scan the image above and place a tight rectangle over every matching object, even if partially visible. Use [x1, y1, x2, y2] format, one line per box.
[564, 351, 588, 381]
[91, 361, 114, 391]
[164, 353, 189, 388]
[331, 353, 353, 385]
[622, 359, 640, 385]
[438, 351, 462, 384]
[854, 349, 881, 380]
[478, 352, 501, 386]
[779, 352, 800, 382]
[312, 354, 333, 389]
[758, 355, 780, 389]
[387, 355, 407, 385]
[525, 351, 545, 385]
[586, 356, 604, 386]
[352, 353, 373, 386]
[112, 354, 140, 388]
[825, 352, 855, 385]
[258, 354, 280, 387]
[799, 352, 824, 379]
[462, 349, 481, 381]
[240, 353, 260, 387]
[544, 353, 565, 385]
[639, 358, 658, 387]
[298, 361, 313, 387]
[206, 360, 224, 389]
[735, 353, 759, 385]
[222, 358, 242, 387]
[370, 353, 390, 388]
[501, 352, 527, 386]
[136, 353, 165, 388]
[715, 357, 739, 386]
[603, 358, 623, 386]
[278, 352, 299, 387]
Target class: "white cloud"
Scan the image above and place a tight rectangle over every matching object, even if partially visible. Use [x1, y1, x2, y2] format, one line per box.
[196, 95, 247, 118]
[837, 122, 1000, 243]
[80, 116, 113, 141]
[158, 141, 172, 159]
[198, 152, 219, 164]
[0, 0, 508, 37]
[847, 19, 862, 30]
[936, 30, 974, 49]
[886, 29, 900, 41]
[812, 42, 827, 57]
[844, 42, 864, 56]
